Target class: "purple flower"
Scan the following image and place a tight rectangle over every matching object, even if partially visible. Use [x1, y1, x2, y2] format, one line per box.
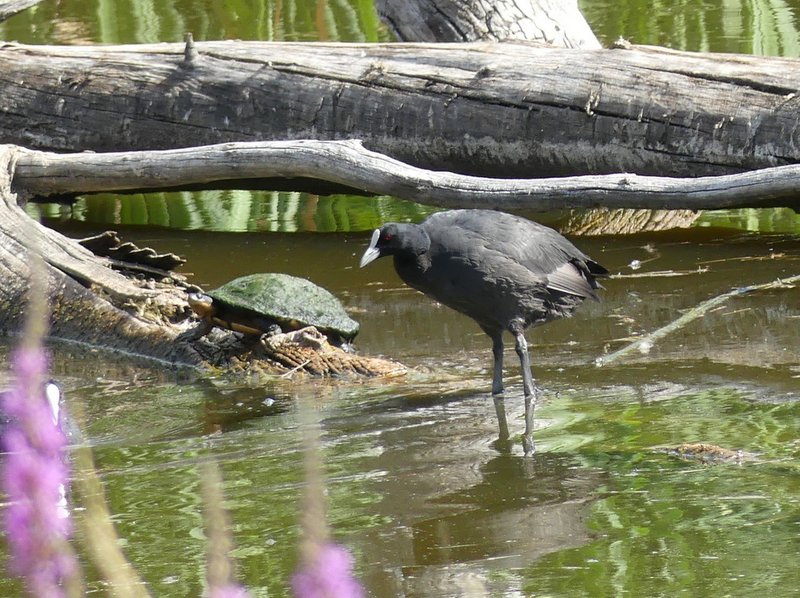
[291, 542, 364, 598]
[2, 347, 76, 598]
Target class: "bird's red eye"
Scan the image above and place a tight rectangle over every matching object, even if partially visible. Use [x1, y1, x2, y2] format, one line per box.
[384, 233, 393, 241]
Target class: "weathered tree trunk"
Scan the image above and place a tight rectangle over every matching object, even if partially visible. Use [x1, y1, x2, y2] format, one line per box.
[376, 0, 600, 48]
[374, 0, 702, 235]
[374, 1, 698, 237]
[2, 40, 800, 179]
[0, 147, 202, 365]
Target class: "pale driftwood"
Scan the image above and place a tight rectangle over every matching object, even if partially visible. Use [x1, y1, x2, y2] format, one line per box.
[9, 141, 800, 211]
[595, 273, 800, 367]
[376, 0, 599, 48]
[0, 148, 202, 365]
[2, 41, 800, 179]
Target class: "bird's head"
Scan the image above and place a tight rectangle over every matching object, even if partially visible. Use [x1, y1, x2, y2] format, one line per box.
[359, 223, 429, 268]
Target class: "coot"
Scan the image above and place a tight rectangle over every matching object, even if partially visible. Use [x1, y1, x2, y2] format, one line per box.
[360, 209, 608, 452]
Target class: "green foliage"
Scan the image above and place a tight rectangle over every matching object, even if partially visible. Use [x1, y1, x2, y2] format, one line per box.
[581, 0, 800, 56]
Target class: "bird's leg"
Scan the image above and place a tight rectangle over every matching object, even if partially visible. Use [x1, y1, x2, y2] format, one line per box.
[511, 323, 537, 455]
[487, 330, 505, 396]
[482, 328, 510, 446]
[493, 395, 510, 447]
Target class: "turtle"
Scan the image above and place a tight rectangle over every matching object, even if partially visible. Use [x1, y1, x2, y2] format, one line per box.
[186, 273, 359, 346]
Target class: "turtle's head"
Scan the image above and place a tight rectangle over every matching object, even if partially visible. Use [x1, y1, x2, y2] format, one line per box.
[187, 292, 214, 319]
[360, 223, 429, 267]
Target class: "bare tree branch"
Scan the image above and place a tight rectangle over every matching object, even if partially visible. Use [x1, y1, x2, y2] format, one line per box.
[9, 140, 800, 210]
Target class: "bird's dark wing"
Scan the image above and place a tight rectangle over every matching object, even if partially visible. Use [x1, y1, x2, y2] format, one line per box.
[546, 261, 601, 300]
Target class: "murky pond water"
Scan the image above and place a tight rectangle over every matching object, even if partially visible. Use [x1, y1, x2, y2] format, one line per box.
[1, 219, 796, 597]
[2, 0, 800, 596]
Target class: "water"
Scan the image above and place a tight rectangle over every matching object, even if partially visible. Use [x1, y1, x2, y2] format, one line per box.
[2, 0, 800, 596]
[0, 220, 793, 597]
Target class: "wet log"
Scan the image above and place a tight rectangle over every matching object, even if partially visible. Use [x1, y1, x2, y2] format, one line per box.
[2, 40, 800, 180]
[0, 148, 199, 365]
[8, 141, 800, 211]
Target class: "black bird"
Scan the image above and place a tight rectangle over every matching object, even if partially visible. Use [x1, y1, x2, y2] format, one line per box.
[360, 209, 608, 453]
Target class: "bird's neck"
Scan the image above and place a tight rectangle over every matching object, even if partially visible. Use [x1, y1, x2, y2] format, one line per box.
[394, 251, 431, 282]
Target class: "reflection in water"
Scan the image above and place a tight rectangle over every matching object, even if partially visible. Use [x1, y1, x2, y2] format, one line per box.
[397, 452, 598, 595]
[0, 0, 390, 44]
[697, 206, 800, 233]
[33, 192, 440, 233]
[584, 0, 800, 56]
[32, 194, 800, 235]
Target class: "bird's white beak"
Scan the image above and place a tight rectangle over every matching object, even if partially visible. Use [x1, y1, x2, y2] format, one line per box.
[359, 229, 381, 268]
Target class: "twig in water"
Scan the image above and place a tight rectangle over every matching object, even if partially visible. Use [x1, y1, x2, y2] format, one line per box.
[596, 273, 800, 367]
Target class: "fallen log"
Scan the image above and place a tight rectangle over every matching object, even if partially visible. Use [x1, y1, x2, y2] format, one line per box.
[2, 40, 800, 179]
[595, 273, 800, 367]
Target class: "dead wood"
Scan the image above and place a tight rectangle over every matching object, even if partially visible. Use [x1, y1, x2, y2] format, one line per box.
[596, 273, 800, 367]
[374, 0, 699, 235]
[9, 141, 800, 211]
[2, 40, 800, 180]
[376, 0, 599, 48]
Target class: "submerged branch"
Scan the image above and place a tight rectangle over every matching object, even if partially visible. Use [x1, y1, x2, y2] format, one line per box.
[596, 273, 800, 367]
[9, 140, 800, 210]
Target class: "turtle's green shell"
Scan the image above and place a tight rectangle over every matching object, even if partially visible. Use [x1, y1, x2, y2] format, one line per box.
[208, 273, 359, 340]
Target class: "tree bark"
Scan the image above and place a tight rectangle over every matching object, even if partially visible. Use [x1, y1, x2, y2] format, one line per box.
[0, 147, 201, 365]
[376, 0, 600, 48]
[2, 40, 800, 179]
[372, 0, 701, 236]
